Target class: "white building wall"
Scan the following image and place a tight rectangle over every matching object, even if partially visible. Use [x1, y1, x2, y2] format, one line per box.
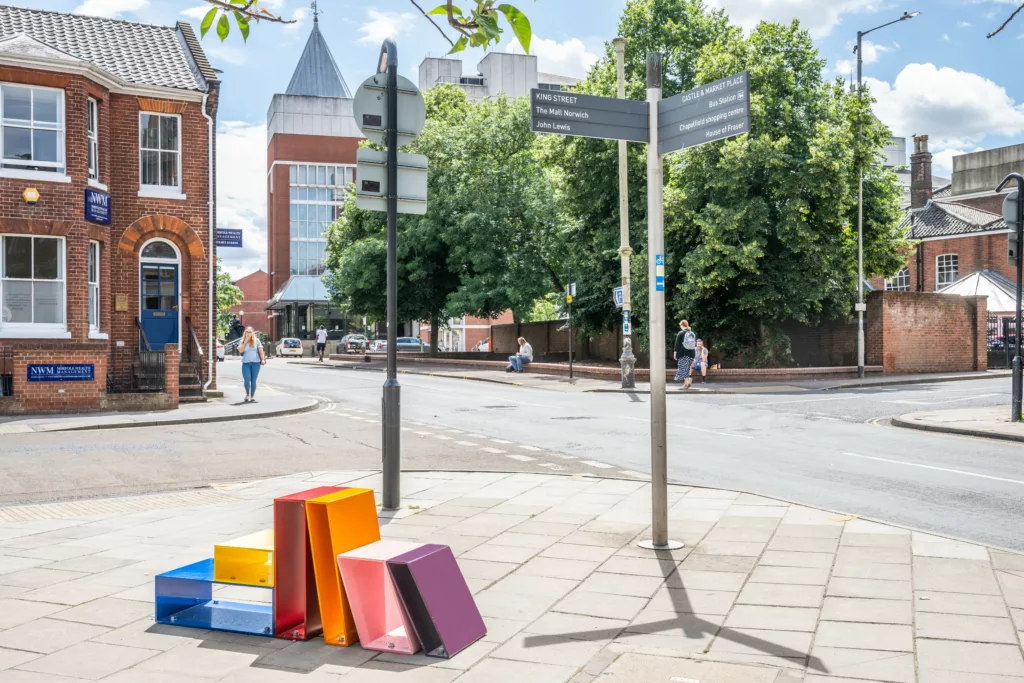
[266, 94, 364, 142]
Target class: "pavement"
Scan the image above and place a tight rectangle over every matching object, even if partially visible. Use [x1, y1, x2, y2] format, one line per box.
[1, 470, 1024, 682]
[893, 405, 1024, 443]
[293, 358, 1008, 395]
[0, 378, 318, 434]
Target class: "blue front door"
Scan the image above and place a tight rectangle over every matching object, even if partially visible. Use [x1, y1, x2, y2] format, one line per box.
[141, 263, 178, 351]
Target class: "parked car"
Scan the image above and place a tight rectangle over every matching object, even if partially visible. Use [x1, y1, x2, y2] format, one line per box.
[369, 339, 387, 352]
[216, 340, 225, 361]
[398, 337, 426, 352]
[337, 334, 368, 354]
[276, 338, 304, 357]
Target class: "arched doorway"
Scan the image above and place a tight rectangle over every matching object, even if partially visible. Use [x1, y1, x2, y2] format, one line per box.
[139, 238, 181, 350]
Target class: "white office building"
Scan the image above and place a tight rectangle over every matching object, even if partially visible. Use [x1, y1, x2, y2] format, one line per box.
[418, 52, 578, 103]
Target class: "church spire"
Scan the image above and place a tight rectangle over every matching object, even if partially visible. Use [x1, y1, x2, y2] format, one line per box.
[285, 14, 351, 98]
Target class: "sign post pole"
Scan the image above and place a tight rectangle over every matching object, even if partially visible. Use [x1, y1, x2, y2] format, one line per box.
[614, 38, 633, 389]
[999, 174, 1024, 421]
[639, 52, 680, 551]
[381, 38, 401, 509]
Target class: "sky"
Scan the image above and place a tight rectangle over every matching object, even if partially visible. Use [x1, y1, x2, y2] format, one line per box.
[8, 0, 1024, 278]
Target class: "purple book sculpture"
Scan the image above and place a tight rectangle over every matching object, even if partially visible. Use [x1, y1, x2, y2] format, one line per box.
[386, 544, 486, 658]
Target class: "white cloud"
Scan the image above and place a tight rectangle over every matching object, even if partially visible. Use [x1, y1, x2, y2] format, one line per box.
[835, 38, 893, 75]
[506, 36, 598, 80]
[357, 10, 416, 45]
[867, 63, 1024, 152]
[285, 7, 307, 34]
[705, 0, 883, 38]
[943, 33, 951, 41]
[74, 0, 148, 18]
[216, 121, 267, 279]
[204, 43, 247, 67]
[958, 21, 973, 28]
[180, 5, 210, 20]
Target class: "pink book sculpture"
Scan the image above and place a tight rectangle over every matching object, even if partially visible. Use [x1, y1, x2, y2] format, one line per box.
[337, 540, 424, 655]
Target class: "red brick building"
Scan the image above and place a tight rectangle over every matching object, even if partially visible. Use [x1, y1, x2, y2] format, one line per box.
[264, 16, 362, 341]
[229, 269, 270, 336]
[871, 135, 1016, 306]
[0, 7, 218, 413]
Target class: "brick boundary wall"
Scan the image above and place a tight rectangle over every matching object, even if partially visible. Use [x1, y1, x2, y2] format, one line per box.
[164, 345, 180, 405]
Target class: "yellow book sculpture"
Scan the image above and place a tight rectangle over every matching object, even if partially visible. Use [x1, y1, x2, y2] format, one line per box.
[305, 488, 380, 646]
[213, 529, 275, 587]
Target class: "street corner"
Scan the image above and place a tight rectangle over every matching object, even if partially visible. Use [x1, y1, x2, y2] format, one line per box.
[892, 406, 1024, 444]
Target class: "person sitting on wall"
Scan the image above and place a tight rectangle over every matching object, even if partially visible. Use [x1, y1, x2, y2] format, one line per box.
[506, 337, 534, 373]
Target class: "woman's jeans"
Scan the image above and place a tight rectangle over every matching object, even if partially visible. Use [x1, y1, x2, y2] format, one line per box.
[242, 362, 261, 396]
[508, 355, 531, 372]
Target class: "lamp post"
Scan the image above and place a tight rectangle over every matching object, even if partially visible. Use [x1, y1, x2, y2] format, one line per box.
[855, 10, 919, 379]
[613, 37, 635, 389]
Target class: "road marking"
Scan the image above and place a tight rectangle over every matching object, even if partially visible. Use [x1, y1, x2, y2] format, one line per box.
[730, 396, 854, 408]
[480, 447, 506, 454]
[519, 445, 543, 452]
[415, 431, 433, 436]
[507, 454, 536, 462]
[455, 441, 479, 447]
[555, 454, 578, 460]
[431, 434, 453, 441]
[446, 429, 464, 434]
[581, 460, 615, 469]
[400, 427, 411, 431]
[621, 416, 754, 440]
[491, 439, 513, 444]
[843, 452, 1024, 486]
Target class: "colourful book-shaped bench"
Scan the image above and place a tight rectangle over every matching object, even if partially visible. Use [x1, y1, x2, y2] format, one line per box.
[273, 486, 347, 640]
[155, 558, 272, 636]
[214, 530, 274, 587]
[305, 487, 380, 646]
[337, 540, 424, 655]
[388, 543, 486, 658]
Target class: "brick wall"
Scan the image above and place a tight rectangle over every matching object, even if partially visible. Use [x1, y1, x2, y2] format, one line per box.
[4, 342, 107, 413]
[164, 344, 179, 404]
[783, 319, 859, 367]
[869, 291, 987, 373]
[229, 269, 270, 335]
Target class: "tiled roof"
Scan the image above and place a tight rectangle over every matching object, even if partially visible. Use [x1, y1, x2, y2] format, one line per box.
[0, 5, 210, 92]
[901, 197, 1006, 239]
[286, 20, 351, 98]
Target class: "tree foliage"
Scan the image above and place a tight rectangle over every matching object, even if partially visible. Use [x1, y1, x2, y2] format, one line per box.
[215, 263, 243, 339]
[547, 0, 907, 365]
[324, 85, 565, 339]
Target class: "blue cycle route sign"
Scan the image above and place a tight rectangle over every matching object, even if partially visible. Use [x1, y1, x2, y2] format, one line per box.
[27, 364, 95, 382]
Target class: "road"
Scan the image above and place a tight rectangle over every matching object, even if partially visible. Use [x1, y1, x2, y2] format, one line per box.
[0, 360, 1021, 550]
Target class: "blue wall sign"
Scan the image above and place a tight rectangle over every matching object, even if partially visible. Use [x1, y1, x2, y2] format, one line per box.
[217, 229, 243, 248]
[613, 287, 623, 308]
[84, 188, 111, 225]
[27, 364, 95, 382]
[655, 254, 665, 292]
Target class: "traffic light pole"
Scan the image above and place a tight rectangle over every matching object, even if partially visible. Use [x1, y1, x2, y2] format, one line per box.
[381, 38, 401, 508]
[999, 173, 1024, 422]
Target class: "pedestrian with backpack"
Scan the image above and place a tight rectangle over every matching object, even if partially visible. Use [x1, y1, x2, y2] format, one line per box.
[673, 320, 697, 388]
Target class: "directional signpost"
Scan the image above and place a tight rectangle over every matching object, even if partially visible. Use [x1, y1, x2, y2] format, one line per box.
[530, 56, 751, 551]
[352, 40, 429, 510]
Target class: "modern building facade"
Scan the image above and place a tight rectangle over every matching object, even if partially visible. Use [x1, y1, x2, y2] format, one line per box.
[0, 6, 218, 413]
[265, 17, 361, 340]
[418, 52, 579, 103]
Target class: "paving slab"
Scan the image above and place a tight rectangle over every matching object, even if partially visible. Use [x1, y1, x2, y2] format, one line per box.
[723, 605, 820, 632]
[826, 577, 911, 600]
[917, 639, 1024, 677]
[915, 612, 1018, 644]
[915, 590, 1011, 617]
[737, 583, 824, 608]
[913, 556, 1001, 595]
[821, 597, 912, 624]
[809, 646, 916, 683]
[814, 621, 914, 652]
[599, 652, 783, 683]
[13, 641, 159, 680]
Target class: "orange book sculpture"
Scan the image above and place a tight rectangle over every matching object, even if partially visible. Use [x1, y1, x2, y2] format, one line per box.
[305, 487, 380, 646]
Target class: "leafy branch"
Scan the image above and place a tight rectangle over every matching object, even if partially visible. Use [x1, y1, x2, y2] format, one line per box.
[988, 1, 1024, 38]
[422, 1, 533, 54]
[198, 0, 295, 42]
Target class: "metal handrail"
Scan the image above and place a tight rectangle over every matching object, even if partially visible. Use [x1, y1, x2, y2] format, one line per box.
[186, 317, 204, 359]
[136, 317, 151, 352]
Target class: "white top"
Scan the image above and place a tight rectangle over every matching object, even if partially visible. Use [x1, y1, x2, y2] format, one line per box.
[520, 342, 534, 362]
[316, 329, 328, 343]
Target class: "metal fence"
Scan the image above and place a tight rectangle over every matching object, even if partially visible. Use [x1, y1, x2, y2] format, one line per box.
[988, 316, 1016, 370]
[0, 346, 11, 398]
[106, 346, 165, 394]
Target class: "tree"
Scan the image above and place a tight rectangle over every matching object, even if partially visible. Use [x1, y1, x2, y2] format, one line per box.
[547, 0, 907, 365]
[988, 2, 1024, 38]
[215, 263, 243, 339]
[324, 85, 566, 350]
[195, 0, 533, 54]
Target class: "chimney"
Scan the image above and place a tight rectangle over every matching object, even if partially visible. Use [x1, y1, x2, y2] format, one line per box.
[910, 134, 933, 209]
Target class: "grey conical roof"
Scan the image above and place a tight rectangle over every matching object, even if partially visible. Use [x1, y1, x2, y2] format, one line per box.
[285, 20, 351, 98]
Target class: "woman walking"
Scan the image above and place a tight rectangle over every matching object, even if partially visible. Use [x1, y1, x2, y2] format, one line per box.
[239, 327, 266, 403]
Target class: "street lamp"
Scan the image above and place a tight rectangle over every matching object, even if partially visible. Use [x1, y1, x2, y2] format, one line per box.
[854, 10, 919, 379]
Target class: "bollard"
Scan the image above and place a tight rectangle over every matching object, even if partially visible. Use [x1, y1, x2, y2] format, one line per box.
[620, 337, 636, 389]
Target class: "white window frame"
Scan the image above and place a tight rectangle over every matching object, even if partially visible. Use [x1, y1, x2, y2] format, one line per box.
[87, 98, 98, 182]
[936, 254, 959, 287]
[0, 233, 69, 339]
[138, 112, 182, 197]
[288, 163, 351, 276]
[0, 83, 66, 176]
[885, 268, 910, 292]
[88, 240, 100, 335]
